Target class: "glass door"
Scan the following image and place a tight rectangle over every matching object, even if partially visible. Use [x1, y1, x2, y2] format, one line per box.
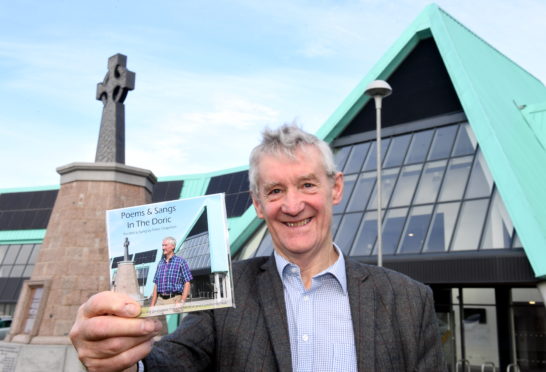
[451, 288, 499, 372]
[511, 288, 546, 372]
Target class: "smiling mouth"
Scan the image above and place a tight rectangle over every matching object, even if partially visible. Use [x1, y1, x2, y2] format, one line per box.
[285, 218, 312, 227]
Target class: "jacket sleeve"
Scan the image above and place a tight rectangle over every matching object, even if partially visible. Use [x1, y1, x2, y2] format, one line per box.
[143, 310, 216, 371]
[414, 286, 448, 372]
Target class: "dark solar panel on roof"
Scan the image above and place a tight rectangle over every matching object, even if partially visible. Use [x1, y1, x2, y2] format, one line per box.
[111, 255, 134, 269]
[232, 193, 252, 217]
[0, 190, 58, 231]
[33, 210, 52, 228]
[206, 170, 251, 218]
[207, 170, 249, 194]
[134, 250, 157, 265]
[111, 250, 157, 268]
[151, 181, 183, 203]
[40, 190, 58, 208]
[0, 190, 58, 210]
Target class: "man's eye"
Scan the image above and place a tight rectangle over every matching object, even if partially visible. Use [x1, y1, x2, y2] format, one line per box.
[303, 183, 315, 188]
[268, 188, 281, 195]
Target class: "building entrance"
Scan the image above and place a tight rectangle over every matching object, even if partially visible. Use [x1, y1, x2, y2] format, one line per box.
[436, 287, 546, 372]
[511, 288, 546, 372]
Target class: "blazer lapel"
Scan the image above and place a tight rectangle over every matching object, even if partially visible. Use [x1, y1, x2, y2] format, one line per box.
[257, 256, 293, 372]
[346, 259, 375, 372]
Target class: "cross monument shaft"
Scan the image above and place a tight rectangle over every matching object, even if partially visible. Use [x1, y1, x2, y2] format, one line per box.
[95, 53, 135, 163]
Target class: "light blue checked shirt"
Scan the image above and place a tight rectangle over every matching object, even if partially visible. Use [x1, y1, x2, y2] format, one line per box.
[275, 246, 357, 372]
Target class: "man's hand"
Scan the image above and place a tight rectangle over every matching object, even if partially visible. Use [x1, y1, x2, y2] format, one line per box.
[69, 291, 162, 372]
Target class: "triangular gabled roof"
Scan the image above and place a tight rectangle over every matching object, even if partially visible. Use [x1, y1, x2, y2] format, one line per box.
[316, 3, 546, 278]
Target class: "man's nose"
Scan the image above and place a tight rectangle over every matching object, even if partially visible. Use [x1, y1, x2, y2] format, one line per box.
[280, 189, 304, 215]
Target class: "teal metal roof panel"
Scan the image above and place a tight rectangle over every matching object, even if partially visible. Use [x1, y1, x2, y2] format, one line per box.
[521, 102, 546, 149]
[0, 185, 59, 193]
[0, 229, 46, 244]
[429, 6, 546, 278]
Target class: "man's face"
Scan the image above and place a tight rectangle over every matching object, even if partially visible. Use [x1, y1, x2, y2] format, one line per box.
[252, 145, 343, 261]
[162, 240, 175, 256]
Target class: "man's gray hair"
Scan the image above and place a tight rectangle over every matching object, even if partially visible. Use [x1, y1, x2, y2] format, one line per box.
[163, 236, 176, 246]
[249, 123, 337, 196]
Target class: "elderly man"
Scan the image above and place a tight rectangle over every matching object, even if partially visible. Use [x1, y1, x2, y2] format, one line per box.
[70, 124, 446, 371]
[150, 237, 192, 307]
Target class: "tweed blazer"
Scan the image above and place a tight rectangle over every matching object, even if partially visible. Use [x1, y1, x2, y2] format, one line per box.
[144, 256, 446, 371]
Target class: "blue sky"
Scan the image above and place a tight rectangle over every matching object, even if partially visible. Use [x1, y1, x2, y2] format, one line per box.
[1, 0, 545, 189]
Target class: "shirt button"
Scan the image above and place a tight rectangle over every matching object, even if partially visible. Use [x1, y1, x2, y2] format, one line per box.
[302, 334, 309, 342]
[303, 295, 309, 301]
[291, 267, 298, 274]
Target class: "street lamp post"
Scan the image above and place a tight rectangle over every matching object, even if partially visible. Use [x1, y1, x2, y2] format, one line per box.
[364, 80, 392, 267]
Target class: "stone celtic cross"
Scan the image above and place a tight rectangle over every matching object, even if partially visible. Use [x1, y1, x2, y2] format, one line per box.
[95, 53, 135, 163]
[124, 237, 130, 261]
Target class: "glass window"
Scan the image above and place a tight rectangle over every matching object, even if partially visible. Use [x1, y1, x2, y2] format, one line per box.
[512, 232, 523, 248]
[328, 120, 514, 260]
[390, 164, 422, 207]
[28, 244, 40, 264]
[414, 160, 447, 204]
[438, 156, 473, 202]
[346, 172, 375, 212]
[334, 213, 363, 255]
[0, 245, 8, 264]
[375, 208, 407, 255]
[3, 246, 19, 265]
[362, 138, 391, 171]
[463, 288, 496, 305]
[15, 244, 34, 264]
[465, 151, 494, 199]
[511, 288, 543, 303]
[9, 265, 25, 277]
[428, 125, 458, 160]
[0, 265, 12, 277]
[23, 265, 34, 278]
[334, 174, 357, 214]
[398, 205, 434, 254]
[452, 123, 477, 156]
[405, 129, 434, 164]
[451, 199, 489, 251]
[423, 202, 460, 252]
[350, 212, 377, 256]
[367, 167, 399, 210]
[334, 146, 351, 172]
[344, 143, 370, 174]
[481, 190, 514, 249]
[384, 134, 411, 168]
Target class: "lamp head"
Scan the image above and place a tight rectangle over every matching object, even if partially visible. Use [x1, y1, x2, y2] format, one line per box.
[364, 80, 392, 98]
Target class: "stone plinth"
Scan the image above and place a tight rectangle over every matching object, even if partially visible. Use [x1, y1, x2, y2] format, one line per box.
[6, 162, 156, 344]
[114, 262, 142, 302]
[0, 341, 85, 372]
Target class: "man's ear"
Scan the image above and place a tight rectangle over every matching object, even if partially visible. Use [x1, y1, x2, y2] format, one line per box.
[252, 194, 265, 219]
[331, 172, 344, 205]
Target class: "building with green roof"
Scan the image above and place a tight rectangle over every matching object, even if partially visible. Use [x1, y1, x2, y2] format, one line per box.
[0, 4, 544, 371]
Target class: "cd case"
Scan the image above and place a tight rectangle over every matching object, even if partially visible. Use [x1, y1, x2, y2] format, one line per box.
[106, 193, 235, 317]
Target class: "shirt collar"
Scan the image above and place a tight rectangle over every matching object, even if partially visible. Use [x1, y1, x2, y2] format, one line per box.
[274, 244, 348, 294]
[162, 254, 177, 262]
